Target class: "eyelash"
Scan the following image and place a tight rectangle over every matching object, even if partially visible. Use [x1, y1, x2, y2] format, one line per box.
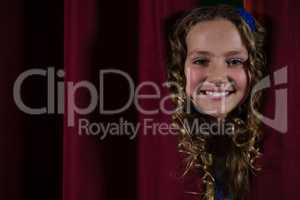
[226, 58, 244, 67]
[192, 58, 209, 66]
[192, 58, 245, 67]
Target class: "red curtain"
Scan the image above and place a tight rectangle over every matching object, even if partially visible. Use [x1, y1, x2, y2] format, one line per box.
[1, 0, 300, 200]
[137, 1, 200, 200]
[64, 0, 105, 199]
[0, 0, 23, 199]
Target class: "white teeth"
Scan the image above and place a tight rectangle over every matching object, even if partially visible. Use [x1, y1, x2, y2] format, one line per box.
[204, 91, 229, 97]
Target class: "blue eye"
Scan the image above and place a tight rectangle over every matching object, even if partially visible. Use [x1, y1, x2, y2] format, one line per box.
[193, 58, 209, 66]
[226, 58, 244, 67]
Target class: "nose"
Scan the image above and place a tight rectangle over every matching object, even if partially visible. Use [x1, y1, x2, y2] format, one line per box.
[206, 59, 228, 84]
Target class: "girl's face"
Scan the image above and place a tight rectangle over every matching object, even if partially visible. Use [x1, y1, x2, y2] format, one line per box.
[184, 19, 249, 119]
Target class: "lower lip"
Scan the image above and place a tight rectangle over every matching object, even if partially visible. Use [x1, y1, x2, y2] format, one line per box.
[209, 95, 229, 101]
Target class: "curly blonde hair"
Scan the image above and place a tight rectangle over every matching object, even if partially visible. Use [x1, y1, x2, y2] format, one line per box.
[167, 5, 266, 200]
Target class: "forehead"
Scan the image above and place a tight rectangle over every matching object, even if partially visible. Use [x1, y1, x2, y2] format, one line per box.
[186, 19, 247, 54]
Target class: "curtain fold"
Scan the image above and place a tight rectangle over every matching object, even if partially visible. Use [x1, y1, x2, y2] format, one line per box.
[137, 1, 202, 200]
[64, 0, 105, 200]
[0, 0, 23, 199]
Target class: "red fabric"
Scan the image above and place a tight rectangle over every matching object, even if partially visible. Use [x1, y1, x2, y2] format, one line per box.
[250, 1, 300, 199]
[0, 0, 23, 199]
[137, 1, 199, 200]
[64, 0, 105, 200]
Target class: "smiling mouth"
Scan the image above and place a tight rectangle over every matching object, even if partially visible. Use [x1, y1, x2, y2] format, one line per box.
[198, 89, 236, 98]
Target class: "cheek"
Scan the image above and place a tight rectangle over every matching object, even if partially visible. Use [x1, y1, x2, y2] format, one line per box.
[228, 68, 248, 94]
[185, 67, 206, 96]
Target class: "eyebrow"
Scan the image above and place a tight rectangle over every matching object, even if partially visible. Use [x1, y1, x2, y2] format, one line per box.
[224, 50, 247, 57]
[187, 50, 248, 57]
[187, 50, 212, 57]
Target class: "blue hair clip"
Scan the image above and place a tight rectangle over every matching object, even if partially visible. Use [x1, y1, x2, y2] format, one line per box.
[237, 8, 256, 32]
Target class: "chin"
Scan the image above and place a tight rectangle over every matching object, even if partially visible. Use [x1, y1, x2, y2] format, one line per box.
[203, 110, 228, 119]
[193, 103, 236, 119]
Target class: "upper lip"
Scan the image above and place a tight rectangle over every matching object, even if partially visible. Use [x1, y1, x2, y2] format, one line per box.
[199, 88, 235, 93]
